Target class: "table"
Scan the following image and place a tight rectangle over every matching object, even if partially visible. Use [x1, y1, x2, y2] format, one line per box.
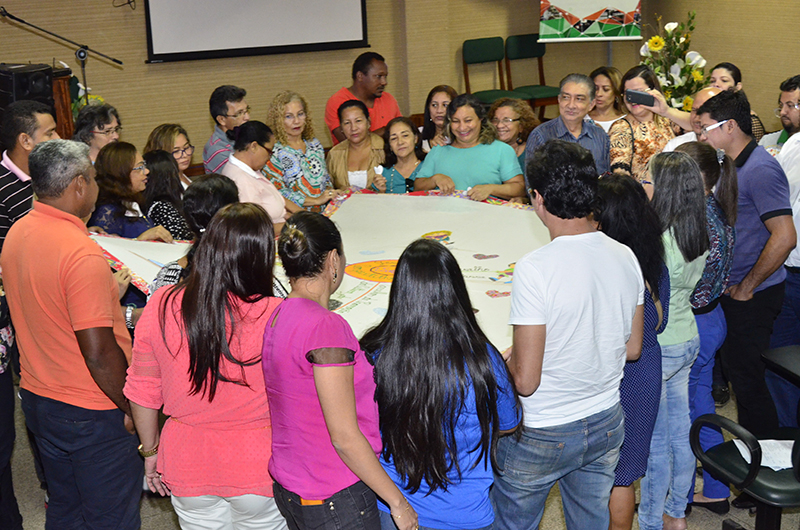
[762, 345, 800, 388]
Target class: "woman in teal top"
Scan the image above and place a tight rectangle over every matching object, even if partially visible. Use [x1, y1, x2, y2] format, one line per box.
[380, 117, 425, 194]
[413, 94, 525, 201]
[638, 152, 709, 530]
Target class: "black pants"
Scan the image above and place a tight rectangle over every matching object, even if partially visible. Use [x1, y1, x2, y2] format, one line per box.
[0, 369, 23, 530]
[720, 282, 784, 437]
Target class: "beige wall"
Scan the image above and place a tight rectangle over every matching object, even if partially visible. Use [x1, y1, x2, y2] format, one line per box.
[2, 0, 642, 157]
[647, 0, 800, 133]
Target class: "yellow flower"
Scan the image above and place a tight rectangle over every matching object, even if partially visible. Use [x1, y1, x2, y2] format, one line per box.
[664, 90, 672, 100]
[648, 36, 665, 52]
[682, 96, 693, 111]
[691, 70, 704, 82]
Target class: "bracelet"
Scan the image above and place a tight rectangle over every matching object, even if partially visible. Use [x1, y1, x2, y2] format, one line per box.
[390, 497, 411, 519]
[125, 305, 135, 330]
[138, 443, 158, 458]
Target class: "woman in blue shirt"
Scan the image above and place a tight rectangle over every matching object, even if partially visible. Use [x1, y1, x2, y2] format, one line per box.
[413, 94, 525, 201]
[381, 117, 425, 194]
[361, 239, 520, 530]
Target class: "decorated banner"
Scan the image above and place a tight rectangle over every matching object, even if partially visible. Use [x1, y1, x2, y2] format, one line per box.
[540, 0, 642, 42]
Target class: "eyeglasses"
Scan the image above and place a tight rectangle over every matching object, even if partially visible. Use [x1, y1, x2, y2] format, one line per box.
[92, 126, 122, 136]
[775, 102, 800, 117]
[259, 143, 273, 158]
[699, 120, 729, 137]
[491, 118, 521, 125]
[225, 106, 251, 119]
[132, 162, 147, 172]
[172, 145, 195, 158]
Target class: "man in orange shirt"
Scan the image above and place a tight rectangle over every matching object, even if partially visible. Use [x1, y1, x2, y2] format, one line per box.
[324, 52, 402, 145]
[1, 140, 142, 530]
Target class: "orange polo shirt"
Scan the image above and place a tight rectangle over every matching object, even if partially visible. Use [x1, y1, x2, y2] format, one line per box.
[324, 87, 402, 145]
[1, 201, 132, 410]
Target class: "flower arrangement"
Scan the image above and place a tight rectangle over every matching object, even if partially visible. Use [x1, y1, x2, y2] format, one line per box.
[639, 11, 707, 111]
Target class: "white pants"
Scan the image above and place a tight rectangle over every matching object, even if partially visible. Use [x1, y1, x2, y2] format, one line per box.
[171, 494, 287, 530]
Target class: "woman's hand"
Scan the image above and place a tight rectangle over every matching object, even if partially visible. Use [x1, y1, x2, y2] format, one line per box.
[467, 185, 493, 202]
[432, 174, 455, 194]
[113, 268, 131, 299]
[306, 189, 343, 207]
[390, 497, 419, 530]
[144, 455, 170, 496]
[373, 175, 387, 193]
[430, 133, 448, 148]
[137, 226, 174, 243]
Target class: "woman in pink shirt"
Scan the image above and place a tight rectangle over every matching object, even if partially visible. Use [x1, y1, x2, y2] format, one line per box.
[262, 211, 417, 530]
[221, 121, 301, 234]
[124, 203, 287, 529]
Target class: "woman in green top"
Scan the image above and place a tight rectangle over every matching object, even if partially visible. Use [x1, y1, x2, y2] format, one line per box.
[381, 117, 425, 194]
[638, 152, 709, 530]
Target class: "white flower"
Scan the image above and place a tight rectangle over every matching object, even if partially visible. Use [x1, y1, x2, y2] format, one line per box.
[664, 22, 678, 34]
[671, 97, 683, 108]
[640, 43, 651, 57]
[686, 51, 706, 68]
[657, 75, 669, 87]
[679, 37, 686, 44]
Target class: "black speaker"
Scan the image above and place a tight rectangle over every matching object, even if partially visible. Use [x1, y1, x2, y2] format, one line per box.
[0, 63, 55, 118]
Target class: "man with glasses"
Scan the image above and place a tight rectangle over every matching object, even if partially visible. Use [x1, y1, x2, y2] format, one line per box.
[695, 91, 795, 477]
[524, 73, 609, 175]
[760, 75, 800, 154]
[72, 103, 121, 163]
[662, 87, 723, 152]
[203, 85, 250, 173]
[324, 52, 401, 145]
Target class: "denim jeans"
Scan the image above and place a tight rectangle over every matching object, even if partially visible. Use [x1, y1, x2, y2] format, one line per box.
[767, 270, 800, 428]
[273, 480, 380, 530]
[688, 307, 730, 502]
[639, 335, 700, 530]
[19, 389, 142, 530]
[491, 403, 624, 530]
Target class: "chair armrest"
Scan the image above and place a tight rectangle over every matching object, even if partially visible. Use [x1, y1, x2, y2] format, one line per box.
[690, 413, 762, 490]
[793, 436, 800, 482]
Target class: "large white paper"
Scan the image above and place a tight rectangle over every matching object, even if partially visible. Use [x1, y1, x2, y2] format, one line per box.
[326, 194, 551, 350]
[733, 439, 795, 472]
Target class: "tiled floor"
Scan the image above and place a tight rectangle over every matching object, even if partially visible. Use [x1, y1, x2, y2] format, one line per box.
[9, 386, 800, 529]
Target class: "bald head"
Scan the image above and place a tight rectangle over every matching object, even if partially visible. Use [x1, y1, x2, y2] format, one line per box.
[692, 87, 724, 137]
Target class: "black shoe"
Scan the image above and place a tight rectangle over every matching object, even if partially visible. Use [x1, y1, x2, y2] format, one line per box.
[690, 499, 730, 515]
[712, 386, 731, 406]
[731, 492, 756, 510]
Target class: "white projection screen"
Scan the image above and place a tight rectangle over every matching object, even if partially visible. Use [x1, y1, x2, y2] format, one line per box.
[144, 0, 368, 63]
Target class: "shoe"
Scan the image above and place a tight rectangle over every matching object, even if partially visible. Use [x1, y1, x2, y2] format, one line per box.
[712, 386, 731, 406]
[731, 492, 756, 510]
[689, 499, 730, 515]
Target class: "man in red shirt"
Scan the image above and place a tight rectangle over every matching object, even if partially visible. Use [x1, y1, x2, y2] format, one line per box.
[325, 52, 402, 145]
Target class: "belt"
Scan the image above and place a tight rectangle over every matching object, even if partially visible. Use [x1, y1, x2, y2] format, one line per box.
[785, 266, 800, 273]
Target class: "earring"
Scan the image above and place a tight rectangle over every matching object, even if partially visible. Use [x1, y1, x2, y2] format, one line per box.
[333, 269, 338, 282]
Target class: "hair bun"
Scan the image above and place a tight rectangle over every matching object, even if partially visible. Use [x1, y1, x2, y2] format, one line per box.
[225, 126, 241, 142]
[280, 225, 308, 262]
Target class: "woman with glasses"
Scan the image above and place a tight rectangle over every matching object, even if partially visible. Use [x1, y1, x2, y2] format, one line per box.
[708, 62, 766, 142]
[144, 124, 195, 189]
[221, 121, 300, 234]
[72, 103, 122, 163]
[89, 141, 173, 243]
[487, 98, 539, 173]
[609, 66, 676, 182]
[413, 94, 525, 201]
[264, 91, 341, 212]
[142, 150, 194, 240]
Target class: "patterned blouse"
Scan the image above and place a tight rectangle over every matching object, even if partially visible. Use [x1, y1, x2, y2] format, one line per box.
[609, 116, 675, 182]
[147, 201, 194, 241]
[691, 195, 735, 310]
[263, 138, 331, 213]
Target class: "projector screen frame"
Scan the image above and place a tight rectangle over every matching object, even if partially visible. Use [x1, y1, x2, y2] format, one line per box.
[143, 0, 369, 64]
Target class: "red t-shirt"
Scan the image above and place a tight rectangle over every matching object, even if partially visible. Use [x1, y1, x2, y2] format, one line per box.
[324, 87, 402, 145]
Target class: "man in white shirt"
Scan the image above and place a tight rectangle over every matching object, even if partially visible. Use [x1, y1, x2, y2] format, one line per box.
[492, 139, 644, 530]
[759, 75, 800, 154]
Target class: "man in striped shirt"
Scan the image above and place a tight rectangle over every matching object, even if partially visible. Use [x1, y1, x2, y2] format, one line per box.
[0, 100, 60, 251]
[202, 85, 250, 173]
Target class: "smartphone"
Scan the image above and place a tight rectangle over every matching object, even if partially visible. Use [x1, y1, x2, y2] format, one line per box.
[625, 89, 655, 107]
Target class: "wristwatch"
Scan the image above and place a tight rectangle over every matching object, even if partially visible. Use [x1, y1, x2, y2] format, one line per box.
[138, 443, 158, 458]
[125, 305, 135, 330]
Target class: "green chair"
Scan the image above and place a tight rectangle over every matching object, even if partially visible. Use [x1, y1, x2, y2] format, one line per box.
[505, 34, 561, 120]
[691, 413, 800, 530]
[462, 37, 529, 106]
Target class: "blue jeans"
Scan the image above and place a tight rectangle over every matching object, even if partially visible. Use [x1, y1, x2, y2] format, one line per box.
[273, 480, 380, 530]
[767, 269, 800, 428]
[378, 509, 493, 530]
[19, 389, 142, 530]
[688, 307, 730, 502]
[491, 403, 624, 530]
[639, 335, 700, 530]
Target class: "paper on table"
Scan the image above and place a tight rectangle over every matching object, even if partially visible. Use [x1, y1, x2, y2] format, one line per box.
[733, 439, 795, 471]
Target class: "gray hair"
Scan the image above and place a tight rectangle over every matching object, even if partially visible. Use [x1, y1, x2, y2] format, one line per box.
[29, 140, 92, 199]
[559, 73, 596, 101]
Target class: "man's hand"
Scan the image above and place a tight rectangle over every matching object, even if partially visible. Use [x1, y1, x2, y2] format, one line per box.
[726, 283, 754, 302]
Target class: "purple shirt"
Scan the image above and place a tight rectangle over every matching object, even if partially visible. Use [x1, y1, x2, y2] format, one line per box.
[726, 141, 792, 292]
[262, 297, 381, 499]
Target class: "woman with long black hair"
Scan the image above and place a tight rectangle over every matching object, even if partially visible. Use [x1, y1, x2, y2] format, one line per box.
[125, 203, 287, 529]
[361, 239, 520, 530]
[638, 152, 710, 530]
